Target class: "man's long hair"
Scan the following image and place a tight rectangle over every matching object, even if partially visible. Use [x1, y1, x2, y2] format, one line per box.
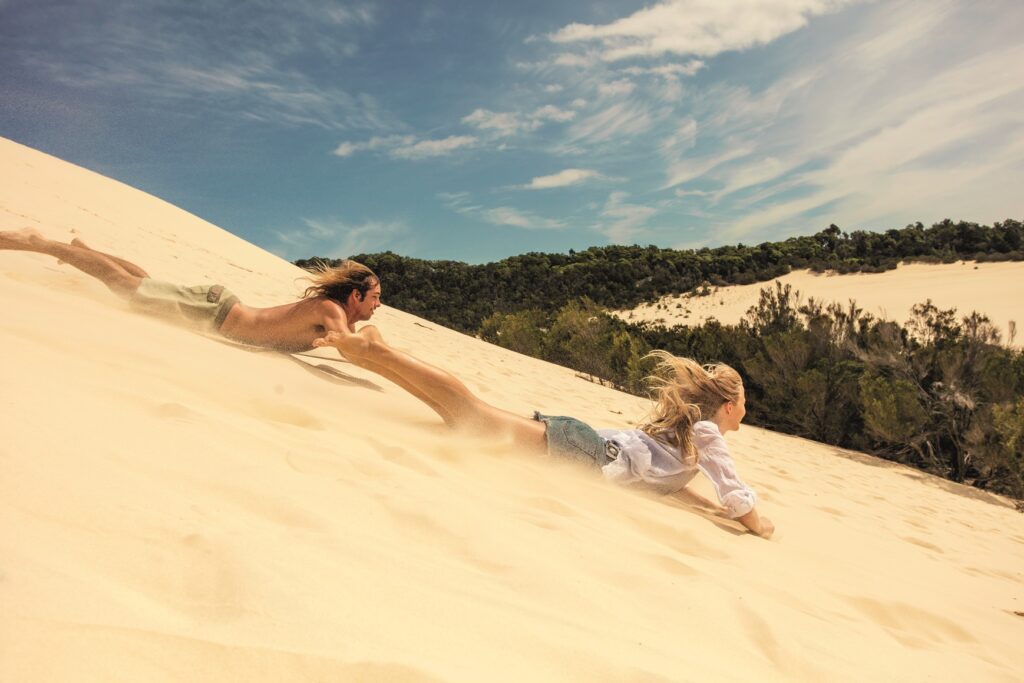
[302, 260, 379, 303]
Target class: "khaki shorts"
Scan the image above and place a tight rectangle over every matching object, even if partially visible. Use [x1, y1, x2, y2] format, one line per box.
[129, 279, 240, 331]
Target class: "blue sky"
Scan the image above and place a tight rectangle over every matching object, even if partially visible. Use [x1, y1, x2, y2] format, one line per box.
[2, 1, 1022, 263]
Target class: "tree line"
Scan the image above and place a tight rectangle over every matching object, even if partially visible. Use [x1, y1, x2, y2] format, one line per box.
[296, 219, 1023, 334]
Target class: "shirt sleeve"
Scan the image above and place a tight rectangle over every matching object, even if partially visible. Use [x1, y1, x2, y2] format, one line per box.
[692, 422, 757, 518]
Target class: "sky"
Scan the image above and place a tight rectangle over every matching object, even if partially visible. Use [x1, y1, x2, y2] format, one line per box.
[1, 0, 1022, 264]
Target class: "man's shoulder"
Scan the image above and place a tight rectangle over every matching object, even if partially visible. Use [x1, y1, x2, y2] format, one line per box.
[301, 295, 350, 328]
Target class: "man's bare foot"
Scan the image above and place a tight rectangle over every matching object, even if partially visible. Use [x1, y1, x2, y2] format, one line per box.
[0, 227, 45, 250]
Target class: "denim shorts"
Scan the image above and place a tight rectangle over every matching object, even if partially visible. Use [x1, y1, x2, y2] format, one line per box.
[533, 412, 619, 468]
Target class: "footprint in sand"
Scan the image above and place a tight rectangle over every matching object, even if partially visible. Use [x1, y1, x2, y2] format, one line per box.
[378, 498, 510, 576]
[900, 536, 945, 554]
[142, 531, 247, 620]
[622, 512, 731, 560]
[150, 402, 195, 421]
[735, 601, 785, 667]
[522, 495, 579, 518]
[244, 397, 324, 430]
[209, 483, 326, 532]
[366, 437, 439, 477]
[842, 595, 977, 647]
[644, 552, 699, 577]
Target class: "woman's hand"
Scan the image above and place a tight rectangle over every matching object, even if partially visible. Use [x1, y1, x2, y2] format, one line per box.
[737, 508, 774, 539]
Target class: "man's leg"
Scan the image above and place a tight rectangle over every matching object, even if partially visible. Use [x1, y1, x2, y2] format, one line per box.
[0, 228, 143, 297]
[70, 238, 149, 277]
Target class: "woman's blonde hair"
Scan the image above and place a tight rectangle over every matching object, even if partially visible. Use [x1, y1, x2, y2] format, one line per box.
[302, 260, 379, 302]
[640, 351, 744, 461]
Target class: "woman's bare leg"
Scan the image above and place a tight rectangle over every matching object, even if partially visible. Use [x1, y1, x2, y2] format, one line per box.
[315, 327, 547, 450]
[0, 228, 142, 297]
[70, 238, 150, 277]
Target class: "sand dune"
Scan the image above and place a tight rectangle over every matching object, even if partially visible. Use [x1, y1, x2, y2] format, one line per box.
[617, 263, 1024, 345]
[2, 136, 1023, 682]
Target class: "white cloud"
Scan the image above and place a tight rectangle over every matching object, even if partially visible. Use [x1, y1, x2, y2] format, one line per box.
[544, 84, 564, 93]
[571, 98, 588, 108]
[462, 105, 577, 138]
[684, 4, 1024, 241]
[462, 108, 527, 136]
[554, 52, 597, 67]
[660, 118, 698, 153]
[597, 192, 657, 243]
[333, 141, 359, 157]
[598, 78, 636, 97]
[568, 101, 654, 145]
[674, 188, 712, 198]
[520, 168, 605, 190]
[626, 60, 706, 77]
[439, 192, 566, 230]
[549, 0, 862, 62]
[533, 105, 576, 122]
[21, 3, 393, 131]
[663, 144, 754, 190]
[481, 207, 566, 230]
[390, 135, 478, 159]
[333, 134, 476, 160]
[273, 217, 409, 260]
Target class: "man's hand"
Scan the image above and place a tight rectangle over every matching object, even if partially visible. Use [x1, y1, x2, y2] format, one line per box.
[312, 330, 344, 348]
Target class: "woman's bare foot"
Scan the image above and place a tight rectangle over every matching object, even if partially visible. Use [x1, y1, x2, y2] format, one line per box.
[312, 329, 373, 360]
[0, 227, 45, 250]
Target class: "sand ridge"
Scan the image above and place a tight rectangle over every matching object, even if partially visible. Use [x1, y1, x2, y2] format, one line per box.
[616, 262, 1024, 346]
[2, 136, 1024, 681]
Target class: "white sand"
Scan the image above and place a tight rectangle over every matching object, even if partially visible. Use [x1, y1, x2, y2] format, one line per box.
[2, 136, 1023, 682]
[617, 263, 1024, 345]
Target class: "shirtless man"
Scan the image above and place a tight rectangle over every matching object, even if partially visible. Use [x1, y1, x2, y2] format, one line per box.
[0, 227, 380, 352]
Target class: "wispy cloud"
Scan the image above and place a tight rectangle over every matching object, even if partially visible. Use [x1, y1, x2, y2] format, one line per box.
[596, 192, 657, 243]
[274, 216, 411, 260]
[334, 134, 478, 160]
[567, 101, 655, 145]
[549, 0, 862, 62]
[462, 104, 578, 138]
[668, 2, 1024, 240]
[598, 78, 636, 97]
[391, 135, 478, 159]
[439, 192, 566, 229]
[517, 168, 609, 190]
[14, 2, 392, 131]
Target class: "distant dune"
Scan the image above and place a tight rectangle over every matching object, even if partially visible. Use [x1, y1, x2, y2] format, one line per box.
[615, 262, 1024, 345]
[2, 135, 1023, 682]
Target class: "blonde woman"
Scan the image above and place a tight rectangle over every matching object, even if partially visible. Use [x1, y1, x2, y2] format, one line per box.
[314, 329, 774, 539]
[1, 228, 381, 352]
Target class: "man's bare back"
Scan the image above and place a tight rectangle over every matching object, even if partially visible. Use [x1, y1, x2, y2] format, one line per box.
[222, 296, 365, 353]
[0, 228, 382, 354]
